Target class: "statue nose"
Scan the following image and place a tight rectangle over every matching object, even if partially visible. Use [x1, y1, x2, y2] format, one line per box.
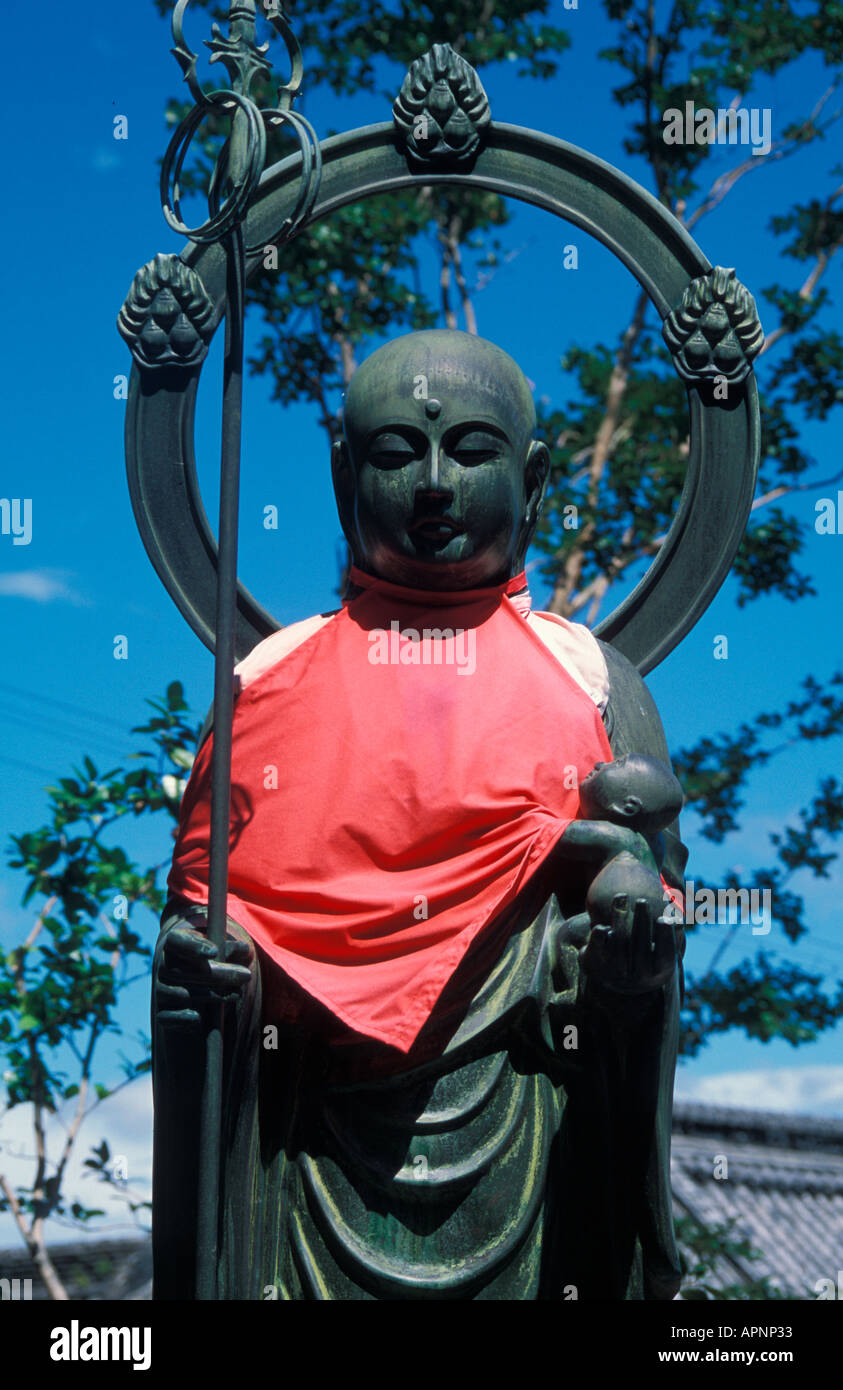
[424, 440, 452, 495]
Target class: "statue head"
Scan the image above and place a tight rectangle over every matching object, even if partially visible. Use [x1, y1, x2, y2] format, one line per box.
[331, 329, 550, 590]
[579, 753, 684, 835]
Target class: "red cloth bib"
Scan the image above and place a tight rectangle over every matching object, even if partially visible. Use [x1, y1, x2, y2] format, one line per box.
[168, 569, 613, 1050]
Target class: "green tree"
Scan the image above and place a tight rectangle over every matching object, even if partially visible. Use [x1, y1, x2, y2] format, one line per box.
[526, 4, 843, 1062]
[0, 685, 199, 1298]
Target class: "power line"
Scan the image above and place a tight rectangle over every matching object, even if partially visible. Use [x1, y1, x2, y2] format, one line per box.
[0, 681, 138, 733]
[0, 706, 130, 762]
[0, 754, 60, 780]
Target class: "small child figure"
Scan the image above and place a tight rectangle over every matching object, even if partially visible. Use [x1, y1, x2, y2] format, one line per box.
[553, 752, 683, 947]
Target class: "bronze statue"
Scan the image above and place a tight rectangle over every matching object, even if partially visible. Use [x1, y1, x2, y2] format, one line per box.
[152, 329, 689, 1300]
[117, 13, 763, 1304]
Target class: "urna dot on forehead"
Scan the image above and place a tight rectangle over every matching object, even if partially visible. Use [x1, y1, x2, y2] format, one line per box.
[343, 329, 537, 437]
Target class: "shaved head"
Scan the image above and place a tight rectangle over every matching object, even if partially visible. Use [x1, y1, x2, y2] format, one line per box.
[342, 330, 537, 456]
[579, 754, 684, 834]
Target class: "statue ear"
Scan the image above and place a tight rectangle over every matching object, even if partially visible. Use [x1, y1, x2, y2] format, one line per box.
[524, 440, 550, 527]
[332, 438, 360, 554]
[623, 795, 643, 817]
[331, 438, 353, 500]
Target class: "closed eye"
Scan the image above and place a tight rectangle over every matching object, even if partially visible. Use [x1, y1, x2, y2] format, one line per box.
[447, 428, 506, 465]
[367, 430, 426, 469]
[452, 446, 500, 465]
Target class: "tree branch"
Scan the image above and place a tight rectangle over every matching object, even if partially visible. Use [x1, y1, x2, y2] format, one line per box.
[445, 215, 478, 335]
[52, 1024, 98, 1200]
[759, 182, 843, 355]
[752, 466, 843, 512]
[547, 289, 650, 616]
[683, 83, 842, 233]
[437, 231, 457, 329]
[0, 1174, 68, 1300]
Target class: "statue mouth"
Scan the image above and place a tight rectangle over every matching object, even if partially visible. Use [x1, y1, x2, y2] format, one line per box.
[407, 516, 465, 543]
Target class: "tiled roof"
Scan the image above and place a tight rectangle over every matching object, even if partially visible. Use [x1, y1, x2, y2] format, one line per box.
[0, 1236, 150, 1301]
[671, 1101, 843, 1298]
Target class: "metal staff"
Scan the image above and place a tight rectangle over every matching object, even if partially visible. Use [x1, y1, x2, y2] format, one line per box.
[192, 216, 245, 1300]
[153, 0, 321, 1299]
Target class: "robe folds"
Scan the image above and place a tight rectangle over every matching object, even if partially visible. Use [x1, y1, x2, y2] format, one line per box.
[154, 572, 687, 1300]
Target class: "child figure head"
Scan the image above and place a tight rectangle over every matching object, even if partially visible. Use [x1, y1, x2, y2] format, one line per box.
[579, 753, 683, 835]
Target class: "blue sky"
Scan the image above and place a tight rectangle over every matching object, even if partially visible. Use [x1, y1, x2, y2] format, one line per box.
[1, 1, 842, 1242]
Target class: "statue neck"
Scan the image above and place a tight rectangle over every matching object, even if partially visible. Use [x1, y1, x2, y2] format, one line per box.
[345, 565, 530, 612]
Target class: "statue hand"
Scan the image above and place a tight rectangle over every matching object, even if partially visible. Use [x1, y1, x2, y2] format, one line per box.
[580, 895, 676, 996]
[156, 924, 255, 1031]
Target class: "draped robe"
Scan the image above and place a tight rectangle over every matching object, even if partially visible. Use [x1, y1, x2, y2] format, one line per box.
[152, 574, 687, 1300]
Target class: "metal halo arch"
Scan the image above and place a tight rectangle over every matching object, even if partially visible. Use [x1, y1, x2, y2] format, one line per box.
[125, 119, 761, 674]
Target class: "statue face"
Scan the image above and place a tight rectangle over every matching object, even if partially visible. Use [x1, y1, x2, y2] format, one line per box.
[333, 331, 549, 590]
[579, 754, 684, 832]
[348, 407, 540, 589]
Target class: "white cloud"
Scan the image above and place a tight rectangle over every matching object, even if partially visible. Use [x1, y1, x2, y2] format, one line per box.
[675, 1065, 843, 1117]
[0, 570, 87, 605]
